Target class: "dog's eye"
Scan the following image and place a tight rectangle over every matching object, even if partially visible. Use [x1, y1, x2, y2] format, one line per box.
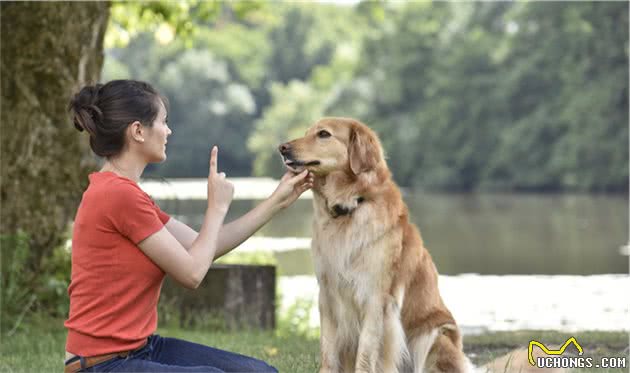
[317, 130, 331, 139]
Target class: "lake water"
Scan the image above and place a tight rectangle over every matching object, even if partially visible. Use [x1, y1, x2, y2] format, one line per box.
[145, 178, 629, 332]
[150, 181, 628, 275]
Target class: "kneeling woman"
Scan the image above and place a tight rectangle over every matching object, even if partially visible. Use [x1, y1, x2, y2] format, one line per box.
[64, 80, 312, 372]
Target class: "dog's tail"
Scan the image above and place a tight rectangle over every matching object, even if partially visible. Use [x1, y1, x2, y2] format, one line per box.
[409, 323, 472, 373]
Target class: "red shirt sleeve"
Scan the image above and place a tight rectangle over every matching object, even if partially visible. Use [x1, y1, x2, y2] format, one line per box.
[148, 195, 171, 225]
[107, 181, 170, 244]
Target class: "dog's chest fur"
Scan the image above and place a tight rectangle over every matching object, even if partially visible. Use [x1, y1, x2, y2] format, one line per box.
[311, 188, 401, 341]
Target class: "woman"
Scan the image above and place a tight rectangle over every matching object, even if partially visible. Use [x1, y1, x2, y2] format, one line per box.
[64, 79, 312, 372]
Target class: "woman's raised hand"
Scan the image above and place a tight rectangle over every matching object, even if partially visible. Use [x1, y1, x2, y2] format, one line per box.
[207, 146, 234, 213]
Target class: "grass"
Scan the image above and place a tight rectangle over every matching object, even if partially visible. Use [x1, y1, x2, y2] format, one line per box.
[1, 317, 627, 372]
[0, 317, 320, 373]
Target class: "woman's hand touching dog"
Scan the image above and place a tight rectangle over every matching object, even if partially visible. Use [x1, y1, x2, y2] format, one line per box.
[270, 170, 314, 210]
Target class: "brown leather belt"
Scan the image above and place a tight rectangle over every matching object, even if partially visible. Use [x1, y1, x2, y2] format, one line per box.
[64, 340, 148, 373]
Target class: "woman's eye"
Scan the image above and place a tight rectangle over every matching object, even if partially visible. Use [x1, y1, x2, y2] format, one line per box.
[318, 130, 331, 138]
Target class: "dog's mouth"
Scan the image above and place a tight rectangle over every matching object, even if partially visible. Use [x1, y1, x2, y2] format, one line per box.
[283, 157, 321, 172]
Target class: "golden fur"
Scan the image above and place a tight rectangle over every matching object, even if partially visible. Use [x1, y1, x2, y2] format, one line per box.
[279, 118, 470, 373]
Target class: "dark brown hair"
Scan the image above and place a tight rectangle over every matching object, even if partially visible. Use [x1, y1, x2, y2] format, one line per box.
[68, 79, 167, 158]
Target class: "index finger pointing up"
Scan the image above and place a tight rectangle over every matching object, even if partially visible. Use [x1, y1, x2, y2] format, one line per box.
[210, 146, 218, 175]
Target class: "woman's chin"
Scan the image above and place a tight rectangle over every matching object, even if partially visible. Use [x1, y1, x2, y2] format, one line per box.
[151, 153, 167, 163]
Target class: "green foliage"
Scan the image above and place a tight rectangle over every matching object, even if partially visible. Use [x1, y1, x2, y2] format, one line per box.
[157, 49, 257, 177]
[107, 1, 266, 47]
[105, 1, 628, 192]
[1, 233, 36, 335]
[248, 81, 329, 178]
[324, 1, 628, 192]
[276, 297, 318, 339]
[194, 24, 271, 91]
[0, 232, 70, 336]
[37, 240, 72, 320]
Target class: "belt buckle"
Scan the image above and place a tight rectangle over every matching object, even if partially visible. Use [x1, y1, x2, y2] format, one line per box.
[80, 356, 88, 370]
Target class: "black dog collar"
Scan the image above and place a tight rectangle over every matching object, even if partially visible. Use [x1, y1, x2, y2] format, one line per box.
[330, 196, 365, 218]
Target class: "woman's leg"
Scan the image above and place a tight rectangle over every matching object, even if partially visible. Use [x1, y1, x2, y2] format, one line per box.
[85, 334, 276, 373]
[147, 334, 277, 373]
[86, 356, 225, 372]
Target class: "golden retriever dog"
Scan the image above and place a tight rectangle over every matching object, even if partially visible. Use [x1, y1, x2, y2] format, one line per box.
[278, 118, 471, 373]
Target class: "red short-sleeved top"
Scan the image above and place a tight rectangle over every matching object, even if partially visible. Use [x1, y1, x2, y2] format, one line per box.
[64, 171, 170, 356]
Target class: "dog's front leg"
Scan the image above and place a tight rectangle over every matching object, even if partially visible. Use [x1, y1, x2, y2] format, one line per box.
[319, 290, 339, 373]
[355, 300, 384, 373]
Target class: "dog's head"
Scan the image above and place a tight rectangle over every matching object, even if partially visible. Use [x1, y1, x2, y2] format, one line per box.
[278, 117, 384, 177]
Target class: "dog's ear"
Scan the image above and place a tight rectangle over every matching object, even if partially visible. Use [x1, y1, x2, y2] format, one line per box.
[349, 124, 380, 175]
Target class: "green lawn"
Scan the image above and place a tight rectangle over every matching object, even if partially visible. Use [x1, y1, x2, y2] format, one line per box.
[0, 318, 320, 373]
[1, 318, 627, 373]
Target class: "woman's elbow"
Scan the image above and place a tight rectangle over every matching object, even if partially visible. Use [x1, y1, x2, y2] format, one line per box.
[172, 268, 203, 289]
[186, 264, 211, 289]
[185, 278, 201, 290]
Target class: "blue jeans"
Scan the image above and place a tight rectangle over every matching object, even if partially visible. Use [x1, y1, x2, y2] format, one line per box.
[65, 334, 278, 372]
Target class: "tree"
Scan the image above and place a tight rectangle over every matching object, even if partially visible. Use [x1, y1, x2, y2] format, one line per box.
[155, 49, 257, 177]
[485, 1, 628, 192]
[248, 81, 329, 177]
[1, 2, 110, 272]
[322, 1, 627, 192]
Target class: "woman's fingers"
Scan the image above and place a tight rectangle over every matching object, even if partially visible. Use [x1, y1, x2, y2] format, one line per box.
[280, 171, 293, 183]
[287, 169, 309, 186]
[209, 146, 218, 176]
[298, 181, 312, 194]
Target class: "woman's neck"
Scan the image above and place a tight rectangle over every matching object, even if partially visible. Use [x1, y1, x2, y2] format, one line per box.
[100, 154, 146, 183]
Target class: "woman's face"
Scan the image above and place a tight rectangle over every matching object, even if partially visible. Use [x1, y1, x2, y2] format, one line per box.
[143, 100, 172, 163]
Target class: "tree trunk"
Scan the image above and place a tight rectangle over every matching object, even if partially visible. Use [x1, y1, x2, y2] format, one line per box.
[161, 264, 277, 330]
[0, 2, 110, 271]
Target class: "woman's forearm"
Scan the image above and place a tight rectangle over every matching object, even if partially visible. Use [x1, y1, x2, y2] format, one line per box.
[188, 207, 227, 285]
[165, 197, 286, 260]
[215, 197, 282, 259]
[164, 198, 282, 258]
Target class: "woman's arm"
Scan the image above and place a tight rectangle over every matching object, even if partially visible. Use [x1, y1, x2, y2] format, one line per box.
[140, 209, 225, 289]
[165, 170, 312, 259]
[165, 198, 280, 259]
[138, 147, 234, 289]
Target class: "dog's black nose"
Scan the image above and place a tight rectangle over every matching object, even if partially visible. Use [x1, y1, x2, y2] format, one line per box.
[278, 143, 291, 155]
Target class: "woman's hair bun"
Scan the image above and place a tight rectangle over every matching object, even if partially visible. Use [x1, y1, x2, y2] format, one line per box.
[68, 84, 104, 136]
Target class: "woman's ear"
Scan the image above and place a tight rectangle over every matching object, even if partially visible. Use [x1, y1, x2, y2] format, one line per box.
[348, 125, 379, 175]
[129, 121, 145, 143]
